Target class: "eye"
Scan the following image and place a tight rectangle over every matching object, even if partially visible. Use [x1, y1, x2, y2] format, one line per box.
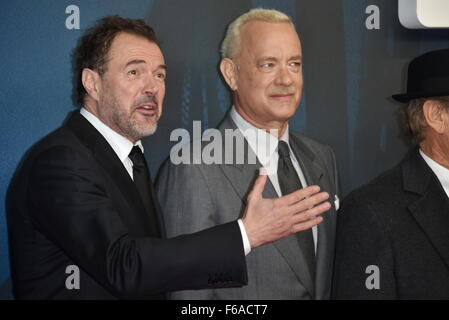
[127, 69, 138, 76]
[288, 61, 301, 72]
[289, 62, 302, 70]
[260, 63, 275, 68]
[155, 72, 166, 80]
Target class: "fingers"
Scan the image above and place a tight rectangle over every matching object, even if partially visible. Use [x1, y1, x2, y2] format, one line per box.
[286, 195, 331, 236]
[247, 168, 268, 201]
[290, 201, 331, 224]
[291, 216, 324, 233]
[278, 185, 322, 206]
[286, 191, 330, 215]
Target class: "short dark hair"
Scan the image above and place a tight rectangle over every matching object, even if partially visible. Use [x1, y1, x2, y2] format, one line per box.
[73, 16, 158, 106]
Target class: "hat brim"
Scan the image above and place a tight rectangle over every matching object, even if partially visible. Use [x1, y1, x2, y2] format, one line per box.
[392, 91, 449, 103]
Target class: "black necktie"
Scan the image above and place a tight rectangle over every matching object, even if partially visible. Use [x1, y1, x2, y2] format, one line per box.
[277, 140, 316, 280]
[128, 146, 160, 237]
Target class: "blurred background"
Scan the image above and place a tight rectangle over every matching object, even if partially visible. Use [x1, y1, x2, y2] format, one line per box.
[1, 0, 448, 298]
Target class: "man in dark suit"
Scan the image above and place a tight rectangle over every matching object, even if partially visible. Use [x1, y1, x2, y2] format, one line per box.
[6, 16, 332, 300]
[333, 49, 449, 299]
[157, 9, 339, 299]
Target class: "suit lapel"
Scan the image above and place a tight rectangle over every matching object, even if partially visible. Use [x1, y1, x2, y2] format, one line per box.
[66, 111, 162, 236]
[404, 149, 449, 270]
[217, 115, 315, 297]
[290, 134, 334, 298]
[289, 134, 339, 299]
[217, 116, 269, 210]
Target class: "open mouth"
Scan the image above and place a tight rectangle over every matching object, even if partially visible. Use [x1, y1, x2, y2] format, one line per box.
[136, 104, 158, 117]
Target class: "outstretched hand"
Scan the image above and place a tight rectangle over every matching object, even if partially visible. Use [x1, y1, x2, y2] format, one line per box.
[242, 169, 331, 249]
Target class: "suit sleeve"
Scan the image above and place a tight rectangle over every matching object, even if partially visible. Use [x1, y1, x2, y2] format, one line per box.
[156, 158, 231, 299]
[332, 195, 397, 299]
[327, 146, 340, 199]
[28, 146, 247, 299]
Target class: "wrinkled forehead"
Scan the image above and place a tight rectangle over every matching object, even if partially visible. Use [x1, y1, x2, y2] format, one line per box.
[107, 32, 165, 64]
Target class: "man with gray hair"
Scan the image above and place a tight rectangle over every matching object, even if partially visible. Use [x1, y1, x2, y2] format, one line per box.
[333, 48, 449, 299]
[157, 8, 339, 299]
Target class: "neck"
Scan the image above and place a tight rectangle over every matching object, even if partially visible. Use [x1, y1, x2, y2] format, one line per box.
[420, 138, 449, 170]
[83, 101, 138, 144]
[234, 105, 288, 139]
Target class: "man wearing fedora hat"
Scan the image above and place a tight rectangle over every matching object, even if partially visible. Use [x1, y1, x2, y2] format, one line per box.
[332, 48, 449, 299]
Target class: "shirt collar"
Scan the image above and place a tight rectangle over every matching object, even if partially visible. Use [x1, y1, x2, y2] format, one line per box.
[80, 108, 144, 163]
[230, 106, 289, 167]
[419, 149, 449, 197]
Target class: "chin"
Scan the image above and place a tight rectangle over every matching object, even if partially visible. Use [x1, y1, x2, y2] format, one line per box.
[273, 107, 297, 120]
[145, 123, 158, 136]
[130, 122, 158, 140]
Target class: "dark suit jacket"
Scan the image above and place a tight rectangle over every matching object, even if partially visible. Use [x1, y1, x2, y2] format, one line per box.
[6, 111, 247, 299]
[332, 148, 449, 299]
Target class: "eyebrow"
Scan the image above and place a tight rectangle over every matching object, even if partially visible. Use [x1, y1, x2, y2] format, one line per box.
[125, 59, 147, 68]
[125, 60, 167, 71]
[257, 55, 302, 63]
[258, 57, 277, 63]
[289, 55, 302, 61]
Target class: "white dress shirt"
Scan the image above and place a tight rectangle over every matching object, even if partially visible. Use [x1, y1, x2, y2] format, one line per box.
[80, 108, 251, 255]
[80, 108, 143, 180]
[420, 149, 449, 198]
[231, 106, 318, 252]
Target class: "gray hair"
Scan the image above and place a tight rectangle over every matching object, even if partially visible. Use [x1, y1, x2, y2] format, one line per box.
[220, 8, 293, 59]
[404, 96, 449, 144]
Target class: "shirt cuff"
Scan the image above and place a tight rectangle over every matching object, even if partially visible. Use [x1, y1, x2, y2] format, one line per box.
[237, 219, 251, 256]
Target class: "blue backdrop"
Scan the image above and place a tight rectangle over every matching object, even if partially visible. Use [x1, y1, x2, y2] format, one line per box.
[1, 0, 448, 299]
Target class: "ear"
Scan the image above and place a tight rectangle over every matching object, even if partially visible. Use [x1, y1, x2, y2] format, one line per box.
[81, 68, 102, 101]
[220, 58, 238, 91]
[423, 99, 447, 134]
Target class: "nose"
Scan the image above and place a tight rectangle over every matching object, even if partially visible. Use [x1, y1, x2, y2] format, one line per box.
[143, 76, 159, 96]
[274, 66, 294, 87]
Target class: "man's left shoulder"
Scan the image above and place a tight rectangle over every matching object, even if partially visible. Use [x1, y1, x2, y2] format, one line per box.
[290, 132, 334, 157]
